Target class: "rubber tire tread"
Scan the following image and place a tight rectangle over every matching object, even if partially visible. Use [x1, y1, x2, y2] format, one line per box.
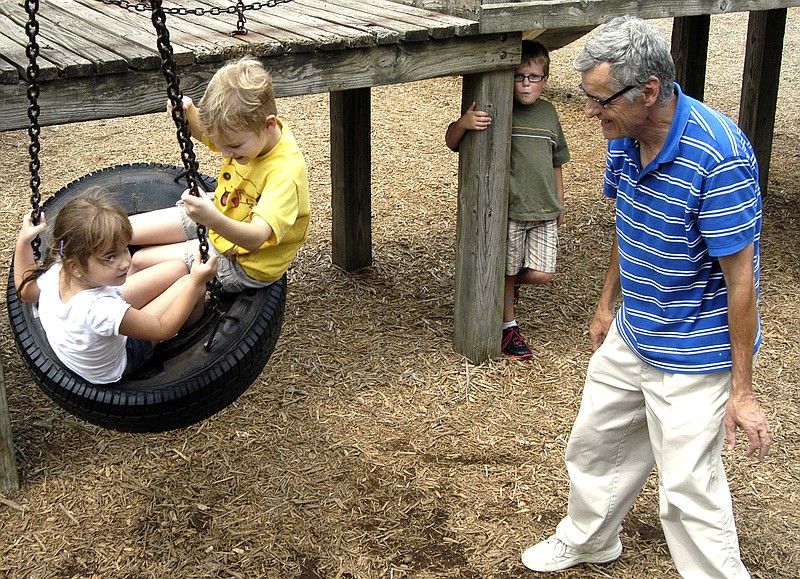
[6, 163, 286, 432]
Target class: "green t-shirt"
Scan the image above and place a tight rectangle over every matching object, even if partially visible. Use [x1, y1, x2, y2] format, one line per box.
[508, 98, 570, 222]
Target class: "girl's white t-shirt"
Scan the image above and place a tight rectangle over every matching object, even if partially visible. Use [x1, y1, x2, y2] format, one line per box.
[36, 264, 131, 384]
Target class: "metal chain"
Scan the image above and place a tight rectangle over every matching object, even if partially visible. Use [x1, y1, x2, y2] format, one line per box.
[233, 0, 246, 35]
[99, 0, 293, 35]
[24, 0, 43, 261]
[150, 0, 224, 312]
[150, 0, 202, 242]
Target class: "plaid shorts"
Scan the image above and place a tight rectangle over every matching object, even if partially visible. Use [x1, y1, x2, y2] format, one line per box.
[505, 218, 558, 276]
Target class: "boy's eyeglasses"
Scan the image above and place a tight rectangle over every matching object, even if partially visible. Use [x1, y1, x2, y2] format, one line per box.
[578, 83, 637, 108]
[514, 73, 547, 84]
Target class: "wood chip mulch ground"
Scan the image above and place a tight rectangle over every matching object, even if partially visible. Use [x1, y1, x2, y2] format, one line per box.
[0, 11, 797, 579]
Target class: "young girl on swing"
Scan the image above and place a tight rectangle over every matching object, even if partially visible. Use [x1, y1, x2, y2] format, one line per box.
[13, 193, 218, 385]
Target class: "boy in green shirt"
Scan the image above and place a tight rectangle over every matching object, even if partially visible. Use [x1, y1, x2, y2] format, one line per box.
[446, 40, 570, 359]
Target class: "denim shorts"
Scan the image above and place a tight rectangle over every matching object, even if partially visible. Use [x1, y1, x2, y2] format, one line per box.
[178, 201, 274, 293]
[122, 337, 155, 378]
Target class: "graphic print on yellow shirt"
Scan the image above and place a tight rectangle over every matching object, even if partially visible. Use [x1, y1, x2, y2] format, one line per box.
[204, 120, 310, 282]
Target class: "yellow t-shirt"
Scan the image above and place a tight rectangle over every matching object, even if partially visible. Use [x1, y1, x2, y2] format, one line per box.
[203, 120, 310, 282]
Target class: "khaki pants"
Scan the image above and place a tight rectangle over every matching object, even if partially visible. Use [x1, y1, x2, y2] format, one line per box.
[555, 322, 750, 578]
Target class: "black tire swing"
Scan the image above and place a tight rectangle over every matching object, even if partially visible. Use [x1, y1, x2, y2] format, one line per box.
[6, 0, 286, 432]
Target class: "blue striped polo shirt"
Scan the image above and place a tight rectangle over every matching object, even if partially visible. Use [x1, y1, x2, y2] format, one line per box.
[604, 84, 762, 373]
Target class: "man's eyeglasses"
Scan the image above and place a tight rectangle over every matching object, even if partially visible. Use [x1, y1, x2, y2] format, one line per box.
[515, 73, 547, 84]
[578, 83, 637, 108]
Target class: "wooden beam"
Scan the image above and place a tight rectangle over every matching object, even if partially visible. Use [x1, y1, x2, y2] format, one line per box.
[525, 25, 597, 51]
[479, 0, 800, 34]
[739, 9, 787, 194]
[0, 361, 19, 491]
[453, 69, 513, 363]
[671, 15, 710, 101]
[0, 33, 519, 131]
[330, 88, 372, 271]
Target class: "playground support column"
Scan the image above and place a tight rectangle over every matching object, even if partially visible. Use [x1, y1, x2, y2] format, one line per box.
[671, 15, 710, 101]
[0, 361, 19, 491]
[453, 69, 513, 363]
[739, 8, 787, 195]
[331, 88, 372, 271]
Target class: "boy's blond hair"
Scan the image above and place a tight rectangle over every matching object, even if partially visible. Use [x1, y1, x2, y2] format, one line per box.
[199, 56, 277, 136]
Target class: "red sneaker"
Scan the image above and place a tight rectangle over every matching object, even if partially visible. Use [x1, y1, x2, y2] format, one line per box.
[502, 325, 532, 359]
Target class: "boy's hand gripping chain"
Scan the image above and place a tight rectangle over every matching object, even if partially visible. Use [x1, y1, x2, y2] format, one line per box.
[150, 0, 228, 349]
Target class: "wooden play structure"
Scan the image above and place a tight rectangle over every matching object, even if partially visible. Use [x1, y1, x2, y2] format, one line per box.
[1, 0, 796, 361]
[0, 0, 797, 485]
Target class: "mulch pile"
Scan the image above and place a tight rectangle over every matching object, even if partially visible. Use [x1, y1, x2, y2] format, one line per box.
[0, 12, 797, 579]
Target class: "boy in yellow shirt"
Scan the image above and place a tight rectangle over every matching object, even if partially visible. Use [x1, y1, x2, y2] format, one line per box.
[130, 56, 310, 292]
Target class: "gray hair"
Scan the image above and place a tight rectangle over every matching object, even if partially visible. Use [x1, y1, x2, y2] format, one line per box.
[574, 16, 675, 103]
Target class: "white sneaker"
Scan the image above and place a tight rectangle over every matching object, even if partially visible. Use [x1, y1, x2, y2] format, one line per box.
[521, 534, 622, 572]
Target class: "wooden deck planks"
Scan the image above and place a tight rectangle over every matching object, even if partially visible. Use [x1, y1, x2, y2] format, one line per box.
[162, 1, 285, 60]
[345, 0, 479, 37]
[281, 0, 402, 45]
[194, 2, 318, 54]
[0, 0, 481, 86]
[278, 0, 402, 46]
[0, 14, 62, 82]
[191, 0, 329, 53]
[248, 0, 428, 44]
[0, 8, 95, 79]
[329, 0, 458, 39]
[81, 3, 239, 64]
[64, 0, 197, 65]
[47, 0, 162, 71]
[226, 1, 371, 51]
[1, 4, 129, 76]
[0, 57, 16, 84]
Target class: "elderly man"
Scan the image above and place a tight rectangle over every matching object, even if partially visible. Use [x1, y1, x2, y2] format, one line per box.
[521, 16, 772, 578]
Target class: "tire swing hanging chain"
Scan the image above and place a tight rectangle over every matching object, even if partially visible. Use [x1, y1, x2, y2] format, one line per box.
[150, 0, 228, 350]
[22, 0, 213, 269]
[23, 0, 231, 350]
[99, 0, 295, 36]
[23, 0, 42, 262]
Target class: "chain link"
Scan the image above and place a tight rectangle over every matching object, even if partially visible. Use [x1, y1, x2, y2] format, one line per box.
[24, 0, 43, 261]
[149, 0, 216, 295]
[98, 0, 293, 35]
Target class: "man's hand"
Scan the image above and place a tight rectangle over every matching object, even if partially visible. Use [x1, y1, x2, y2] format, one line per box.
[589, 308, 614, 351]
[725, 391, 772, 461]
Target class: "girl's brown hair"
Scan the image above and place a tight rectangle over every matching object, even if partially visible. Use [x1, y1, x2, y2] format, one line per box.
[20, 191, 132, 290]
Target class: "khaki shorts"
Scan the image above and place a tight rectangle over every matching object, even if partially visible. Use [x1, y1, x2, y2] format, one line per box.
[505, 218, 558, 276]
[178, 201, 274, 293]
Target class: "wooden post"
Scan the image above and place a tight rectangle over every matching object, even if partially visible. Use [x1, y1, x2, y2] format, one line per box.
[0, 361, 19, 491]
[453, 69, 513, 363]
[671, 15, 710, 101]
[739, 9, 787, 194]
[330, 88, 372, 271]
